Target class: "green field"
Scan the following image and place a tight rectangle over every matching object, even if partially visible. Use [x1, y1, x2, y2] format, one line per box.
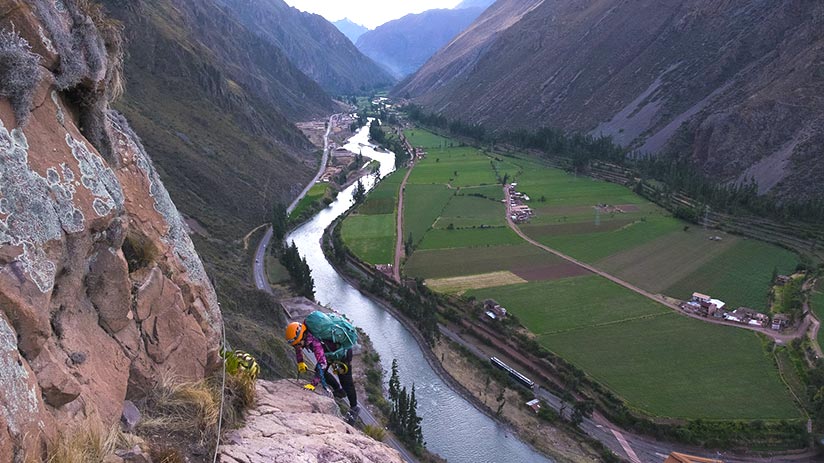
[541, 314, 799, 419]
[468, 276, 668, 334]
[357, 170, 404, 215]
[404, 129, 455, 148]
[408, 147, 500, 187]
[291, 182, 329, 219]
[405, 244, 559, 279]
[436, 195, 506, 229]
[457, 185, 505, 201]
[469, 274, 800, 419]
[403, 184, 454, 247]
[341, 213, 395, 264]
[524, 216, 683, 263]
[664, 240, 798, 311]
[418, 226, 523, 250]
[596, 229, 739, 293]
[340, 170, 404, 264]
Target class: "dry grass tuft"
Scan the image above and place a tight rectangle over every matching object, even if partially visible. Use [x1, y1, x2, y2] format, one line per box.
[139, 372, 221, 441]
[139, 369, 257, 447]
[45, 421, 144, 463]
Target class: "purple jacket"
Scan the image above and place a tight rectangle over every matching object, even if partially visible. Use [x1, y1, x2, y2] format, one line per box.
[294, 332, 331, 385]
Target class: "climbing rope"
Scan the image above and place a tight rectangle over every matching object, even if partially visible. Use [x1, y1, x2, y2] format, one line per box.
[213, 306, 227, 463]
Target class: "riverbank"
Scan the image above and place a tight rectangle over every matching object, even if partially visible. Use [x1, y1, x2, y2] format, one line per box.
[322, 217, 603, 463]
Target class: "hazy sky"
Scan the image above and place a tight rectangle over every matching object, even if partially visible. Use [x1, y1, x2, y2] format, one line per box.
[283, 0, 462, 29]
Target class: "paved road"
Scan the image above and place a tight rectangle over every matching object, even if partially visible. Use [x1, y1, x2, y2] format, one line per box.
[254, 115, 338, 294]
[392, 164, 414, 283]
[503, 186, 804, 344]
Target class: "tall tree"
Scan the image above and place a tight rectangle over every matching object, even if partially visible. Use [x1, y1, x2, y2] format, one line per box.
[272, 202, 288, 241]
[353, 180, 366, 204]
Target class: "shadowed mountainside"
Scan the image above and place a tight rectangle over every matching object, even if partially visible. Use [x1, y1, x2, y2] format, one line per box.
[356, 7, 484, 79]
[217, 0, 395, 95]
[396, 0, 824, 200]
[100, 0, 324, 379]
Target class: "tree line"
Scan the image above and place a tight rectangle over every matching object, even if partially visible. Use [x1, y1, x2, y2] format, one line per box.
[278, 241, 314, 299]
[388, 359, 424, 449]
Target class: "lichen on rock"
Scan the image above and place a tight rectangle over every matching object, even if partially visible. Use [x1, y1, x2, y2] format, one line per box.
[0, 0, 223, 458]
[0, 314, 42, 437]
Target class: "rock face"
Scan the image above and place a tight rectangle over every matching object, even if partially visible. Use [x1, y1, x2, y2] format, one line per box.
[0, 0, 222, 459]
[396, 0, 824, 200]
[220, 381, 404, 463]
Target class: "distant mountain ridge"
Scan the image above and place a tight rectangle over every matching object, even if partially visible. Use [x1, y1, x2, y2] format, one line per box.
[455, 0, 495, 10]
[356, 7, 483, 78]
[216, 0, 394, 95]
[396, 0, 824, 201]
[334, 18, 369, 44]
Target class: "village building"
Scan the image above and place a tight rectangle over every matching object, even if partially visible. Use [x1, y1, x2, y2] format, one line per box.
[484, 299, 508, 319]
[525, 399, 541, 414]
[771, 313, 790, 331]
[691, 292, 711, 303]
[723, 307, 769, 327]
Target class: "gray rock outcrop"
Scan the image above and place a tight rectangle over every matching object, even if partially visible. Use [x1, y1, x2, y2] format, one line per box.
[220, 380, 404, 463]
[0, 0, 222, 459]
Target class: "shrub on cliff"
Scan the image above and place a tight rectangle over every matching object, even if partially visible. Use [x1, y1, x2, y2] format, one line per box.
[0, 28, 42, 126]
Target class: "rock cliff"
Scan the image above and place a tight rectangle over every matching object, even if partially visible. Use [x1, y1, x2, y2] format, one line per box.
[220, 380, 404, 463]
[0, 0, 222, 459]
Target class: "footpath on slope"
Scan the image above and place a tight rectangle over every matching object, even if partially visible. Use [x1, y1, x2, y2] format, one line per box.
[219, 380, 403, 463]
[502, 186, 805, 343]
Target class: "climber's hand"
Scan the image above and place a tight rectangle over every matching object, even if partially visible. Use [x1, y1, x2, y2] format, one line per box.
[297, 362, 308, 373]
[303, 383, 315, 391]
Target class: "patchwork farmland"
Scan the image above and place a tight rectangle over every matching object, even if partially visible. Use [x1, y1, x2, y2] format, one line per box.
[341, 170, 403, 264]
[341, 127, 802, 420]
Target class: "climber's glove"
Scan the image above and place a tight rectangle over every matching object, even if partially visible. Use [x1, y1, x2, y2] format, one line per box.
[297, 362, 308, 373]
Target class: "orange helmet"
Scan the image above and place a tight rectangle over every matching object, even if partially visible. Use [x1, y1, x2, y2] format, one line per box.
[285, 322, 306, 346]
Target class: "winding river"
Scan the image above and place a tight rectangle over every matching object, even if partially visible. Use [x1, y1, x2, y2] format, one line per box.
[285, 122, 552, 463]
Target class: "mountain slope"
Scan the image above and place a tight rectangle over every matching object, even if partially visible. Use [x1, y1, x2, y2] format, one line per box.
[100, 0, 325, 373]
[394, 0, 544, 98]
[334, 18, 369, 44]
[217, 0, 394, 95]
[396, 0, 824, 200]
[356, 8, 484, 78]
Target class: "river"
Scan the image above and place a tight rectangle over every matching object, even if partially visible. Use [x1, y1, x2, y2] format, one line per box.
[285, 122, 553, 463]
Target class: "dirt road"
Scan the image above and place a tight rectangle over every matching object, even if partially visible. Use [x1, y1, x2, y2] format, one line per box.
[393, 164, 414, 282]
[503, 186, 803, 343]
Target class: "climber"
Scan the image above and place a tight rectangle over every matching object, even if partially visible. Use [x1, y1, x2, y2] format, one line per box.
[285, 312, 359, 419]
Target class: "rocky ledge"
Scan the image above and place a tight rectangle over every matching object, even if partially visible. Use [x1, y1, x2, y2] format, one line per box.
[220, 380, 403, 463]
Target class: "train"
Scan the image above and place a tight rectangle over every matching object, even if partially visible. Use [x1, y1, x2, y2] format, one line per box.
[490, 356, 535, 389]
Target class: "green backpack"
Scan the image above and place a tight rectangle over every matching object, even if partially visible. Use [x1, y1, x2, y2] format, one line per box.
[304, 311, 358, 361]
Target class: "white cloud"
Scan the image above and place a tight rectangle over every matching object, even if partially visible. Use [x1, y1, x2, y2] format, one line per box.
[283, 0, 462, 29]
